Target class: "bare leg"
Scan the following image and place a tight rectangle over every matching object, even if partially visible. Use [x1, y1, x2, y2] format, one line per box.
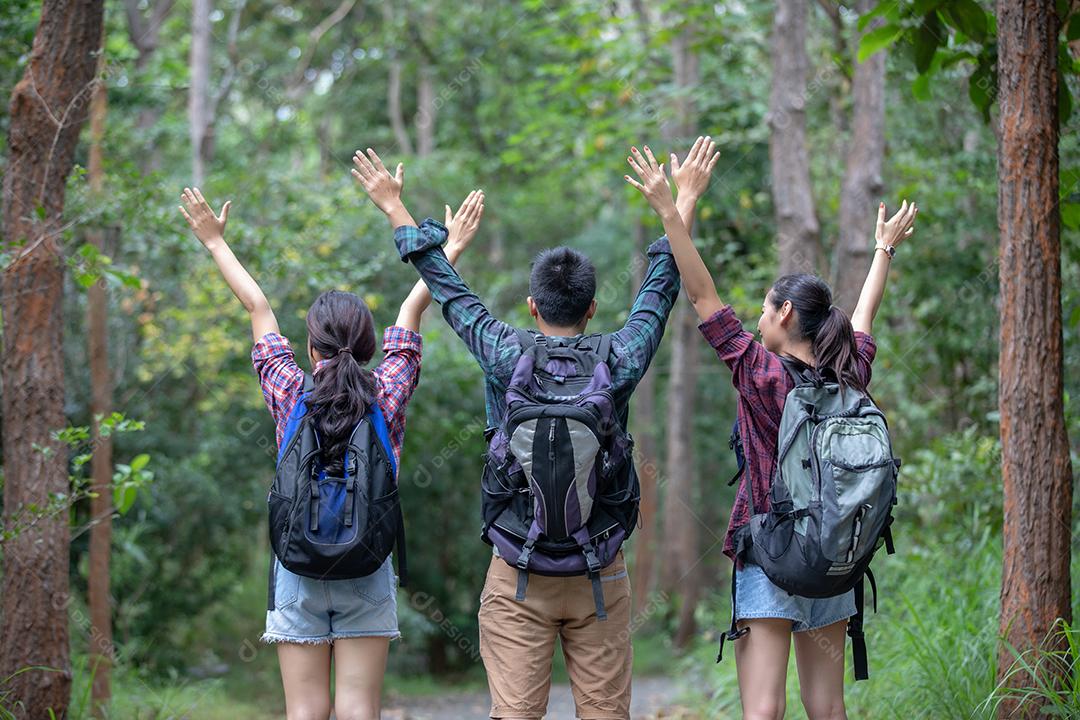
[793, 619, 848, 720]
[331, 637, 391, 720]
[734, 618, 793, 720]
[277, 642, 332, 720]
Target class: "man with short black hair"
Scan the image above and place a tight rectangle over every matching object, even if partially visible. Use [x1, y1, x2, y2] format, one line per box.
[389, 139, 718, 720]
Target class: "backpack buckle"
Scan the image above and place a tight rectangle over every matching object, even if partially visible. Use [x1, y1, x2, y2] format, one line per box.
[583, 544, 602, 574]
[516, 538, 536, 570]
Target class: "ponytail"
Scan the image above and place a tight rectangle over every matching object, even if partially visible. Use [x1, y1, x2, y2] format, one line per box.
[305, 291, 378, 474]
[812, 304, 866, 394]
[769, 274, 867, 394]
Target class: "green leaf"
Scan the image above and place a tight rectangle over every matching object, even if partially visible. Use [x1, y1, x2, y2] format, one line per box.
[114, 483, 138, 515]
[857, 2, 900, 32]
[1061, 202, 1080, 231]
[941, 0, 989, 42]
[1068, 14, 1080, 42]
[913, 14, 943, 74]
[912, 72, 932, 101]
[130, 453, 150, 472]
[858, 24, 903, 63]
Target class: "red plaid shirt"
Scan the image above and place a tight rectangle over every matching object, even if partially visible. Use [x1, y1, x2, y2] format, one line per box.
[698, 305, 877, 567]
[251, 326, 423, 466]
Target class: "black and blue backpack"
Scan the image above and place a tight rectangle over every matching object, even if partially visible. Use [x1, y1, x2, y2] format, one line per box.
[267, 373, 406, 605]
[480, 330, 640, 620]
[719, 358, 899, 680]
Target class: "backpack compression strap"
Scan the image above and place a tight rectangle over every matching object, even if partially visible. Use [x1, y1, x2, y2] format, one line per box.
[847, 568, 878, 681]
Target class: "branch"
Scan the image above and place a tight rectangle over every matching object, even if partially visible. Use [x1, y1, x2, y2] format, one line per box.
[288, 0, 358, 90]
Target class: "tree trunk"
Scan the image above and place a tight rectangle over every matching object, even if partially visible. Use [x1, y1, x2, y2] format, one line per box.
[660, 303, 701, 646]
[995, 3, 1073, 717]
[768, 0, 821, 276]
[659, 22, 701, 649]
[382, 3, 413, 156]
[833, 0, 885, 311]
[189, 0, 211, 184]
[124, 0, 174, 172]
[629, 219, 660, 615]
[86, 67, 114, 719]
[416, 62, 437, 157]
[0, 2, 105, 717]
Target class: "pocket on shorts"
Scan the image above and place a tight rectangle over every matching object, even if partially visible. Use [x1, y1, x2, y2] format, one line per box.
[352, 560, 393, 605]
[274, 560, 301, 609]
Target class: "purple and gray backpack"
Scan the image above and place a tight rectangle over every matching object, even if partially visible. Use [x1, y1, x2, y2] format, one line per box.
[481, 330, 639, 620]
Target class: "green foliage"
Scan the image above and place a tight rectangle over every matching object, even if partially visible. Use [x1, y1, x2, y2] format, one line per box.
[0, 0, 1075, 712]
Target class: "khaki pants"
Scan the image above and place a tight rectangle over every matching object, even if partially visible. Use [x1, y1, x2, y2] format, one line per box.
[478, 551, 633, 719]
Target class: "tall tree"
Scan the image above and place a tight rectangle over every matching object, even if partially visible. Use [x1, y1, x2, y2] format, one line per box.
[660, 22, 701, 649]
[85, 63, 114, 718]
[189, 0, 211, 184]
[768, 0, 821, 275]
[629, 220, 661, 612]
[0, 0, 105, 716]
[834, 0, 886, 310]
[123, 0, 174, 172]
[995, 2, 1074, 716]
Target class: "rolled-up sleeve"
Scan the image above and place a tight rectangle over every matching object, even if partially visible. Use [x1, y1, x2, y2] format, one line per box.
[394, 218, 448, 262]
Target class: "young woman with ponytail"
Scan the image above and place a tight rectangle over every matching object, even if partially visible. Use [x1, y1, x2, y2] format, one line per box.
[178, 171, 483, 720]
[625, 138, 917, 719]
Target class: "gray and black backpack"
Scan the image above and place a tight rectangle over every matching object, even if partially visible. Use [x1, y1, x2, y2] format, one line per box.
[720, 358, 899, 680]
[480, 330, 639, 621]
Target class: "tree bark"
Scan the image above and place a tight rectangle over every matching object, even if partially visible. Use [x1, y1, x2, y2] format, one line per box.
[124, 0, 174, 172]
[995, 3, 1073, 717]
[189, 0, 211, 184]
[383, 3, 413, 156]
[629, 220, 660, 615]
[660, 303, 701, 647]
[0, 1, 105, 717]
[416, 62, 437, 157]
[85, 65, 114, 719]
[833, 0, 885, 311]
[659, 23, 701, 648]
[768, 0, 821, 276]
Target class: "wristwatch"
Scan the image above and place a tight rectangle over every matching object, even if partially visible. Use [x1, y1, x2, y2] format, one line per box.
[876, 243, 896, 259]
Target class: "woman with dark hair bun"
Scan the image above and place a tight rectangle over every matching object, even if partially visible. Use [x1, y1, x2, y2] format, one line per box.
[625, 137, 917, 719]
[178, 167, 483, 720]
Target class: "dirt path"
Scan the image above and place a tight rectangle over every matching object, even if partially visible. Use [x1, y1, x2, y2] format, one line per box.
[383, 676, 693, 719]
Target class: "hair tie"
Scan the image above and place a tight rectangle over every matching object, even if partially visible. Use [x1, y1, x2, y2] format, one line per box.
[337, 347, 352, 358]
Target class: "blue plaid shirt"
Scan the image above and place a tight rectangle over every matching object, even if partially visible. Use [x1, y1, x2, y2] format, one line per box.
[394, 219, 681, 433]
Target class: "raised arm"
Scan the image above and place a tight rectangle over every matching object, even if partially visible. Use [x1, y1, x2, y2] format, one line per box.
[352, 147, 514, 376]
[394, 191, 485, 331]
[179, 188, 278, 341]
[850, 200, 918, 335]
[624, 141, 724, 322]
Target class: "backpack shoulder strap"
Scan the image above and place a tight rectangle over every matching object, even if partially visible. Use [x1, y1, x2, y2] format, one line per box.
[779, 355, 817, 387]
[575, 333, 612, 361]
[515, 328, 539, 351]
[365, 403, 398, 479]
[302, 372, 315, 394]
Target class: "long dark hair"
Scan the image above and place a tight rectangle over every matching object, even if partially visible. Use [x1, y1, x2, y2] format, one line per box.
[769, 273, 866, 393]
[305, 290, 378, 474]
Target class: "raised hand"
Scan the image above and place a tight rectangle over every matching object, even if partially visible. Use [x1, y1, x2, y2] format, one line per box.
[445, 190, 485, 255]
[351, 148, 405, 214]
[671, 135, 720, 200]
[624, 145, 676, 216]
[179, 187, 231, 247]
[876, 199, 918, 251]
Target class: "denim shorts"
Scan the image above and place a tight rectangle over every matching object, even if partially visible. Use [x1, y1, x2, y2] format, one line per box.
[734, 562, 856, 632]
[262, 555, 400, 644]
